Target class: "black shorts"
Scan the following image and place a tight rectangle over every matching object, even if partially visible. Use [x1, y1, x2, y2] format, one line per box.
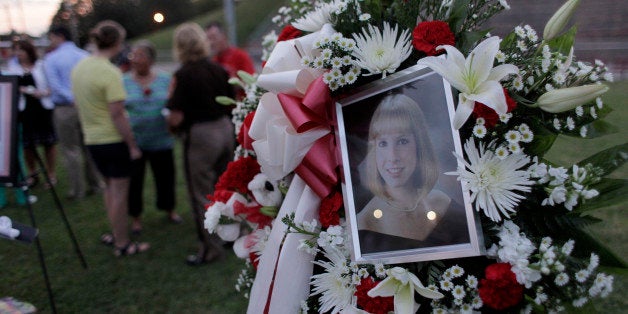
[87, 142, 132, 178]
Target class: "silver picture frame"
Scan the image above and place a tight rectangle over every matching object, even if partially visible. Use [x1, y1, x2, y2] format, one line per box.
[335, 64, 484, 264]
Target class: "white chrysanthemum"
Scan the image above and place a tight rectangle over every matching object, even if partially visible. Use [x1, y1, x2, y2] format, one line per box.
[505, 130, 521, 143]
[553, 118, 561, 130]
[514, 26, 526, 38]
[507, 141, 521, 154]
[575, 269, 590, 283]
[580, 126, 588, 137]
[452, 285, 466, 300]
[495, 146, 509, 160]
[345, 71, 358, 84]
[465, 275, 478, 289]
[473, 125, 487, 138]
[374, 263, 387, 278]
[499, 0, 510, 9]
[555, 273, 569, 286]
[358, 13, 371, 21]
[499, 112, 512, 123]
[310, 246, 355, 313]
[323, 72, 335, 84]
[351, 22, 412, 78]
[495, 50, 506, 63]
[449, 139, 533, 222]
[596, 97, 604, 109]
[520, 130, 534, 143]
[590, 106, 598, 119]
[588, 253, 600, 271]
[572, 297, 588, 308]
[292, 1, 342, 32]
[450, 265, 464, 278]
[440, 279, 454, 291]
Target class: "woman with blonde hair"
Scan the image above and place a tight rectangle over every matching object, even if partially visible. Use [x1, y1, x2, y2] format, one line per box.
[166, 22, 235, 265]
[357, 93, 468, 253]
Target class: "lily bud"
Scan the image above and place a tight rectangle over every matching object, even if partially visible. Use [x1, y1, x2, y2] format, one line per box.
[237, 70, 257, 85]
[216, 96, 236, 106]
[543, 0, 580, 40]
[536, 84, 608, 113]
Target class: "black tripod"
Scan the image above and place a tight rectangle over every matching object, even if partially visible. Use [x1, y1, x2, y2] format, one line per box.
[16, 148, 88, 313]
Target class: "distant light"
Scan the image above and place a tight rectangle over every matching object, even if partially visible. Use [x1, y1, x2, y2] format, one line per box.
[153, 13, 164, 23]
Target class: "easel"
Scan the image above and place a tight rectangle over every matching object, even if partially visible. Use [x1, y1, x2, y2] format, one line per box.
[1, 74, 87, 313]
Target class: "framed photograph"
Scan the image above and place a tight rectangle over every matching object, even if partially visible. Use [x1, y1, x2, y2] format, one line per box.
[336, 64, 483, 264]
[0, 75, 19, 184]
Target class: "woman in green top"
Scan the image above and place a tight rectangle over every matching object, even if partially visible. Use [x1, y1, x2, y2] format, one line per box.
[71, 20, 148, 256]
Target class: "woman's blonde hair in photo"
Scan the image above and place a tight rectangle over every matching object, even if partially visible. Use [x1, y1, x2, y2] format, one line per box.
[363, 93, 439, 201]
[173, 22, 209, 64]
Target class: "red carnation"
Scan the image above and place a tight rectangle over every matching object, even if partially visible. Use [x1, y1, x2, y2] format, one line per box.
[478, 263, 524, 310]
[412, 21, 455, 56]
[472, 88, 517, 128]
[214, 156, 261, 195]
[319, 190, 343, 228]
[207, 189, 234, 204]
[355, 277, 394, 314]
[237, 111, 256, 150]
[277, 25, 302, 42]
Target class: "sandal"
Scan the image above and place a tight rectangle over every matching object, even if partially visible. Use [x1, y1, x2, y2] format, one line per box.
[114, 242, 150, 257]
[100, 233, 115, 246]
[185, 248, 225, 266]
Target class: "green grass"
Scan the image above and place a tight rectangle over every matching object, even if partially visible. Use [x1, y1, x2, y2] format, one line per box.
[1, 144, 248, 313]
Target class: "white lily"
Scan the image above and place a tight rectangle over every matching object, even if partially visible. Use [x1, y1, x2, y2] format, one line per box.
[536, 83, 609, 113]
[367, 267, 443, 314]
[417, 36, 519, 129]
[543, 0, 581, 40]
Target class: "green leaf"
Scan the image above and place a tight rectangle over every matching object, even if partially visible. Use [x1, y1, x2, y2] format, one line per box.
[459, 30, 490, 54]
[578, 143, 628, 175]
[565, 228, 626, 268]
[448, 0, 470, 31]
[527, 123, 559, 157]
[584, 120, 619, 138]
[546, 25, 577, 55]
[575, 179, 628, 212]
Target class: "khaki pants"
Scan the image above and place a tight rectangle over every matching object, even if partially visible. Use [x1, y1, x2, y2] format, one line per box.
[53, 106, 103, 198]
[182, 117, 235, 255]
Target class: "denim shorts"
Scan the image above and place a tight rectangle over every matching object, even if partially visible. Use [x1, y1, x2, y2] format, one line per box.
[87, 142, 132, 178]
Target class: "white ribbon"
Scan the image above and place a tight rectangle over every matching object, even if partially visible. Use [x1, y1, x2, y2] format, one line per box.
[247, 176, 320, 313]
[247, 24, 338, 313]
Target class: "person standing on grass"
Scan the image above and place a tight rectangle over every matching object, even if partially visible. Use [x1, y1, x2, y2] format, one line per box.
[6, 39, 57, 189]
[167, 22, 235, 266]
[204, 21, 255, 78]
[44, 25, 103, 200]
[71, 20, 148, 256]
[123, 40, 181, 234]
